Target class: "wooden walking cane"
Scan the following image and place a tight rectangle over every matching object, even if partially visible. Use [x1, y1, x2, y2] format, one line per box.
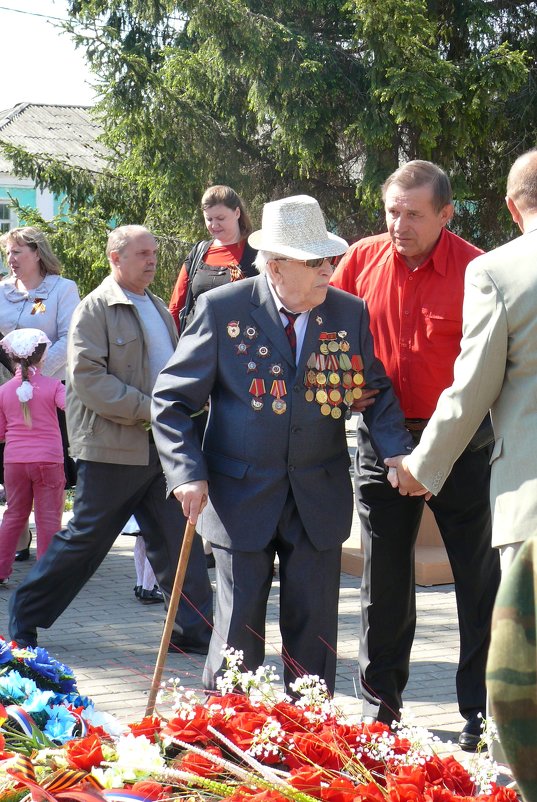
[146, 518, 196, 716]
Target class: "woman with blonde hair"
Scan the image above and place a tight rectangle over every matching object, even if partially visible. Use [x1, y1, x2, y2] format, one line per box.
[0, 227, 79, 378]
[0, 227, 80, 559]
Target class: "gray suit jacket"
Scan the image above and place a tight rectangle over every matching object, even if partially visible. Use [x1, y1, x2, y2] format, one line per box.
[152, 274, 412, 551]
[407, 229, 537, 548]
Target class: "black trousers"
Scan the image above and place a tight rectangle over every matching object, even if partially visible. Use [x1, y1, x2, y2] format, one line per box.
[356, 420, 501, 724]
[203, 490, 342, 695]
[9, 445, 213, 646]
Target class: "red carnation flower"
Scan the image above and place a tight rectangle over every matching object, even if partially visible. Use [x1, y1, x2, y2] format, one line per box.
[130, 780, 171, 801]
[286, 730, 349, 771]
[289, 766, 325, 797]
[217, 710, 270, 751]
[161, 707, 211, 744]
[438, 755, 475, 796]
[387, 765, 427, 802]
[64, 733, 104, 771]
[178, 745, 223, 777]
[129, 716, 162, 740]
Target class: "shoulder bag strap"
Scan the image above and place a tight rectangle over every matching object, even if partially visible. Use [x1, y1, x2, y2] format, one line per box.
[179, 240, 211, 335]
[239, 242, 259, 277]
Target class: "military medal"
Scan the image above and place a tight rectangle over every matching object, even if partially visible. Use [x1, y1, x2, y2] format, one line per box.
[244, 325, 258, 339]
[270, 379, 287, 414]
[249, 378, 266, 410]
[344, 389, 355, 405]
[329, 388, 342, 404]
[269, 363, 284, 377]
[303, 333, 368, 421]
[246, 360, 257, 373]
[227, 321, 240, 338]
[257, 345, 270, 358]
[235, 341, 250, 355]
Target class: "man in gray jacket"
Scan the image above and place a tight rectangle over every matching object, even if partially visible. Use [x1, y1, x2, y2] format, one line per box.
[9, 225, 213, 652]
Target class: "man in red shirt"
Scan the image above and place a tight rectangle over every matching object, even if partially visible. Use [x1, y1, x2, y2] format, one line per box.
[331, 161, 501, 751]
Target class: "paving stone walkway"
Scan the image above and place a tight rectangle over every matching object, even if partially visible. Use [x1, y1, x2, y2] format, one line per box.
[0, 421, 502, 776]
[0, 530, 472, 753]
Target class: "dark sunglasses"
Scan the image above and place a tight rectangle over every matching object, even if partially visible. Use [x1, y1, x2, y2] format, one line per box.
[273, 255, 340, 269]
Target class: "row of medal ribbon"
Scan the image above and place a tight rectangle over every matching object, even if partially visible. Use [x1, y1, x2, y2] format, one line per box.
[303, 330, 365, 420]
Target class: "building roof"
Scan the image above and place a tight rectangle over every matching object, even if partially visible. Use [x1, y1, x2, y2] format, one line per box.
[0, 102, 108, 175]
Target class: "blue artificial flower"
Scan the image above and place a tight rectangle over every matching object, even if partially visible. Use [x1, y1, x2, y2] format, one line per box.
[62, 692, 92, 709]
[24, 648, 61, 683]
[58, 674, 77, 694]
[0, 638, 13, 666]
[23, 688, 56, 713]
[42, 704, 77, 744]
[0, 670, 38, 703]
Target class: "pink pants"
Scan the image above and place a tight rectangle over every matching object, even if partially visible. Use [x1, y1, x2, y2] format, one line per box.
[0, 462, 65, 578]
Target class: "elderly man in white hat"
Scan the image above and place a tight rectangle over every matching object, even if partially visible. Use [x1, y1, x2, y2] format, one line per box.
[152, 195, 413, 695]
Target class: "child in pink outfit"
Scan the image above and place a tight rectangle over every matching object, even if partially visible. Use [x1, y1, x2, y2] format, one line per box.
[0, 328, 66, 582]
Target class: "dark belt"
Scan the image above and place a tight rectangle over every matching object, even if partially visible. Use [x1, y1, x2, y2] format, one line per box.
[404, 418, 430, 432]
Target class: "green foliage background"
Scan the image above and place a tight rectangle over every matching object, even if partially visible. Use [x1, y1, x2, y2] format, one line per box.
[1, 0, 535, 299]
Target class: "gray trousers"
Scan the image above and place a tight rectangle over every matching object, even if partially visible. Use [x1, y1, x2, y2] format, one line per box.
[9, 445, 213, 646]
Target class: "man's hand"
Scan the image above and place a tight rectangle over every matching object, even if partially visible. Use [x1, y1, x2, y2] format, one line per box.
[384, 456, 431, 498]
[351, 387, 379, 414]
[173, 480, 209, 525]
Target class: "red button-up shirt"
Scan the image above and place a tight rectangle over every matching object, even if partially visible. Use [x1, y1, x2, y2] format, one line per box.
[330, 228, 483, 418]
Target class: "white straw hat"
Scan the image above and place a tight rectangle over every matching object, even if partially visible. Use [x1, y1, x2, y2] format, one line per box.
[248, 195, 348, 260]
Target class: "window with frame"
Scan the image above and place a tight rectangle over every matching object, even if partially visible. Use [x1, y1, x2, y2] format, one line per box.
[0, 201, 10, 233]
[0, 201, 12, 273]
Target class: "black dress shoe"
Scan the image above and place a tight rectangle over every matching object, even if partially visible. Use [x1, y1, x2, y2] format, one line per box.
[458, 713, 486, 752]
[168, 635, 210, 655]
[138, 586, 164, 604]
[15, 532, 32, 562]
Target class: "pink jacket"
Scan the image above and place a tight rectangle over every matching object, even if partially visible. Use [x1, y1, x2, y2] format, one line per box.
[0, 367, 65, 463]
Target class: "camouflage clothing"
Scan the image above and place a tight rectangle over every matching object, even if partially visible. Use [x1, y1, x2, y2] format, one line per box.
[487, 536, 537, 801]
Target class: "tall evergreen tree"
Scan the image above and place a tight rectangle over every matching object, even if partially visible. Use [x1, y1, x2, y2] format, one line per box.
[2, 1, 534, 294]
